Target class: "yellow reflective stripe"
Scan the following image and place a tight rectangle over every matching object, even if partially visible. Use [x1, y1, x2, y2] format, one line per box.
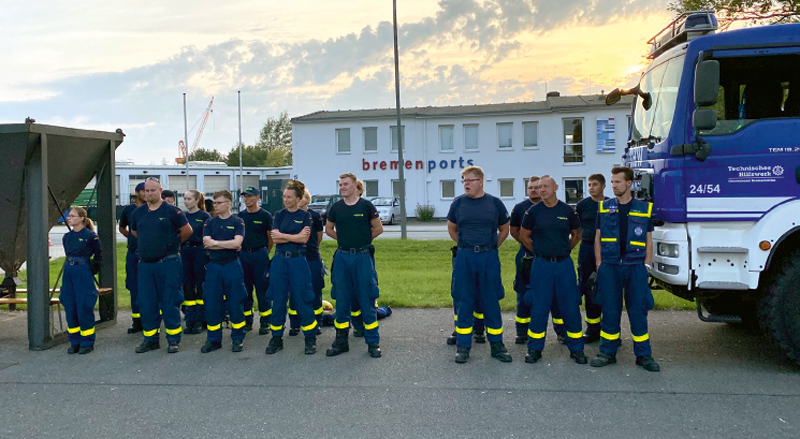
[552, 318, 564, 325]
[259, 309, 272, 317]
[68, 326, 81, 334]
[159, 310, 162, 315]
[473, 312, 484, 319]
[515, 316, 531, 324]
[632, 333, 650, 342]
[315, 307, 323, 315]
[455, 326, 472, 335]
[196, 300, 204, 305]
[600, 331, 620, 340]
[131, 313, 140, 318]
[601, 238, 617, 242]
[630, 241, 646, 247]
[288, 308, 298, 315]
[80, 327, 96, 336]
[270, 324, 284, 331]
[453, 315, 458, 321]
[207, 323, 221, 331]
[629, 203, 653, 218]
[231, 321, 246, 329]
[166, 327, 182, 335]
[302, 320, 318, 332]
[585, 317, 601, 324]
[143, 329, 158, 337]
[243, 310, 253, 316]
[350, 310, 362, 317]
[598, 201, 609, 213]
[364, 321, 378, 330]
[486, 327, 503, 335]
[527, 329, 545, 339]
[334, 321, 350, 329]
[182, 300, 197, 306]
[567, 331, 582, 339]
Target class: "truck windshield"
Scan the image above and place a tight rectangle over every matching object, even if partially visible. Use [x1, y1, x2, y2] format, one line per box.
[632, 55, 685, 142]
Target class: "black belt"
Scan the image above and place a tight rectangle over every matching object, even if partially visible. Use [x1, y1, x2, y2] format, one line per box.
[184, 242, 203, 247]
[241, 246, 265, 252]
[458, 245, 496, 253]
[277, 249, 306, 258]
[67, 257, 89, 265]
[210, 257, 239, 265]
[142, 253, 179, 264]
[534, 254, 569, 263]
[338, 246, 371, 254]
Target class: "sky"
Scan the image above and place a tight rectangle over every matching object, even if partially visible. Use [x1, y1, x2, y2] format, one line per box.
[0, 0, 674, 164]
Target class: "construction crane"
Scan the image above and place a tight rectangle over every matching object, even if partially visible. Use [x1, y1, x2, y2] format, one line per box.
[176, 96, 214, 164]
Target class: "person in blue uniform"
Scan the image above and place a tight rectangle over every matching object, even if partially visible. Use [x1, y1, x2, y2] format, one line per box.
[590, 167, 660, 372]
[238, 187, 274, 334]
[200, 190, 248, 353]
[130, 178, 193, 354]
[519, 175, 587, 365]
[181, 189, 211, 334]
[575, 174, 608, 343]
[119, 182, 146, 334]
[264, 180, 319, 355]
[448, 165, 512, 364]
[288, 189, 325, 334]
[62, 207, 102, 354]
[324, 172, 384, 358]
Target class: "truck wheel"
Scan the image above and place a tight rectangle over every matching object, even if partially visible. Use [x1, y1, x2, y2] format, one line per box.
[760, 250, 800, 364]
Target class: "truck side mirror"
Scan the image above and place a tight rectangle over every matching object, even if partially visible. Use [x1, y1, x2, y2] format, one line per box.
[693, 109, 718, 131]
[605, 86, 652, 110]
[694, 60, 720, 106]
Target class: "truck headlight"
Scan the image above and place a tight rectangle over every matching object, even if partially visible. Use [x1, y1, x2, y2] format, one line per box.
[657, 243, 679, 258]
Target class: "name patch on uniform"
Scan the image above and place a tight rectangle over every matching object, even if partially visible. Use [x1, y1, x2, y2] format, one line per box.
[253, 221, 263, 224]
[159, 217, 166, 221]
[557, 216, 568, 220]
[293, 220, 303, 224]
[195, 219, 204, 222]
[354, 214, 364, 217]
[226, 226, 235, 229]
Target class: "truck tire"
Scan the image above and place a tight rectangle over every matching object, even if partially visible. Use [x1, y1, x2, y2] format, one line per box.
[759, 250, 800, 364]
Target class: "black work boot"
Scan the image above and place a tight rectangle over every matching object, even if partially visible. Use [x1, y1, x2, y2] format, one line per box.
[185, 321, 197, 334]
[232, 339, 244, 353]
[193, 321, 205, 334]
[590, 352, 617, 367]
[265, 336, 284, 354]
[446, 330, 457, 346]
[570, 350, 588, 364]
[304, 337, 317, 355]
[490, 342, 513, 363]
[259, 320, 270, 335]
[583, 329, 601, 343]
[368, 343, 381, 358]
[78, 346, 94, 355]
[326, 329, 350, 356]
[525, 349, 542, 363]
[288, 328, 300, 336]
[135, 340, 160, 353]
[127, 319, 143, 334]
[167, 341, 180, 354]
[244, 320, 253, 333]
[67, 344, 80, 354]
[455, 346, 470, 364]
[473, 330, 486, 344]
[200, 341, 222, 353]
[557, 333, 566, 344]
[515, 333, 528, 345]
[352, 316, 365, 337]
[636, 355, 661, 372]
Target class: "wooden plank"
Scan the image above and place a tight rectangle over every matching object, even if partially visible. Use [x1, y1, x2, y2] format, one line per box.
[5, 287, 113, 296]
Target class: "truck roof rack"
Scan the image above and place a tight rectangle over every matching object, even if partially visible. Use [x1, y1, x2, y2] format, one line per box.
[648, 11, 718, 59]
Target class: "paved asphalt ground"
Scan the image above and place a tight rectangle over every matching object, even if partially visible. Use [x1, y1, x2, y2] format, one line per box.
[1, 308, 798, 439]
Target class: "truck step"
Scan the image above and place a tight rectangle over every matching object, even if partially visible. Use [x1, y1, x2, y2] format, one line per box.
[697, 281, 749, 291]
[696, 246, 748, 254]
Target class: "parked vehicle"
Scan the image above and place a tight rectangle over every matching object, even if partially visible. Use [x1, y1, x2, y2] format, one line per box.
[371, 196, 402, 225]
[308, 194, 342, 224]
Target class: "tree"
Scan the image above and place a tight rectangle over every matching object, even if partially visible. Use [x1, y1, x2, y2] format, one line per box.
[189, 148, 226, 162]
[224, 112, 293, 167]
[668, 1, 799, 29]
[225, 143, 267, 167]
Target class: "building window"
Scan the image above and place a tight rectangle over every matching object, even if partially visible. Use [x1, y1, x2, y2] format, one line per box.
[563, 118, 584, 163]
[441, 180, 456, 199]
[563, 178, 585, 204]
[464, 124, 479, 151]
[523, 177, 530, 197]
[523, 121, 538, 149]
[364, 180, 379, 197]
[498, 178, 514, 198]
[390, 125, 405, 152]
[391, 179, 406, 197]
[336, 128, 351, 153]
[439, 125, 454, 152]
[497, 122, 513, 149]
[363, 127, 378, 152]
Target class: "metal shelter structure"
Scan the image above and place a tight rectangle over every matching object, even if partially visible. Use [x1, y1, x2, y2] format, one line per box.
[0, 120, 124, 350]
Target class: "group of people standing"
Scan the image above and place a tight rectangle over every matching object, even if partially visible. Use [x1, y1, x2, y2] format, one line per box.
[447, 165, 659, 371]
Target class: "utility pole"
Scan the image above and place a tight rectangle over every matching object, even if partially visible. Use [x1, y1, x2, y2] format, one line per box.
[393, 0, 407, 239]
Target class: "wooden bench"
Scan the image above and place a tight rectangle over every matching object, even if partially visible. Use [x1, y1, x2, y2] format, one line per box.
[0, 287, 113, 306]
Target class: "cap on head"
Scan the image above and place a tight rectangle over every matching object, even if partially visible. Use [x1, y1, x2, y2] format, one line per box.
[135, 182, 145, 192]
[243, 187, 259, 196]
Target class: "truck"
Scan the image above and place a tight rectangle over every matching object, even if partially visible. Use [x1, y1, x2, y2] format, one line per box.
[605, 11, 800, 365]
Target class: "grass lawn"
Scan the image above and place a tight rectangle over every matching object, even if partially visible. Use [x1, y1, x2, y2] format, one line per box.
[5, 240, 695, 312]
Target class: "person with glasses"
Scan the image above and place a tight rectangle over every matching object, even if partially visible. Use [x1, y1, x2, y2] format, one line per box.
[119, 182, 146, 334]
[181, 189, 211, 334]
[200, 191, 248, 353]
[238, 187, 274, 334]
[130, 177, 193, 354]
[448, 165, 512, 364]
[62, 207, 102, 354]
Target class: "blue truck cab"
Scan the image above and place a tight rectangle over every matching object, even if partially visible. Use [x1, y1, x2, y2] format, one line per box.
[607, 11, 800, 365]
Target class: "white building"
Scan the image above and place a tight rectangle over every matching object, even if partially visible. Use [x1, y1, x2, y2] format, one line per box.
[291, 93, 634, 218]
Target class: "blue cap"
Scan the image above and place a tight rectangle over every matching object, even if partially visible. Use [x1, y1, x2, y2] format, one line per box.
[135, 182, 145, 192]
[243, 187, 259, 196]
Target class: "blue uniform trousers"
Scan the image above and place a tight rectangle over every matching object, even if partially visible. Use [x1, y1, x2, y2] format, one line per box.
[138, 256, 184, 344]
[204, 260, 247, 343]
[526, 258, 584, 352]
[332, 251, 380, 344]
[452, 249, 504, 349]
[239, 248, 272, 325]
[289, 257, 325, 328]
[61, 263, 98, 347]
[180, 245, 206, 325]
[578, 242, 602, 333]
[513, 249, 532, 336]
[597, 263, 653, 356]
[451, 253, 484, 335]
[269, 254, 318, 338]
[125, 250, 141, 322]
